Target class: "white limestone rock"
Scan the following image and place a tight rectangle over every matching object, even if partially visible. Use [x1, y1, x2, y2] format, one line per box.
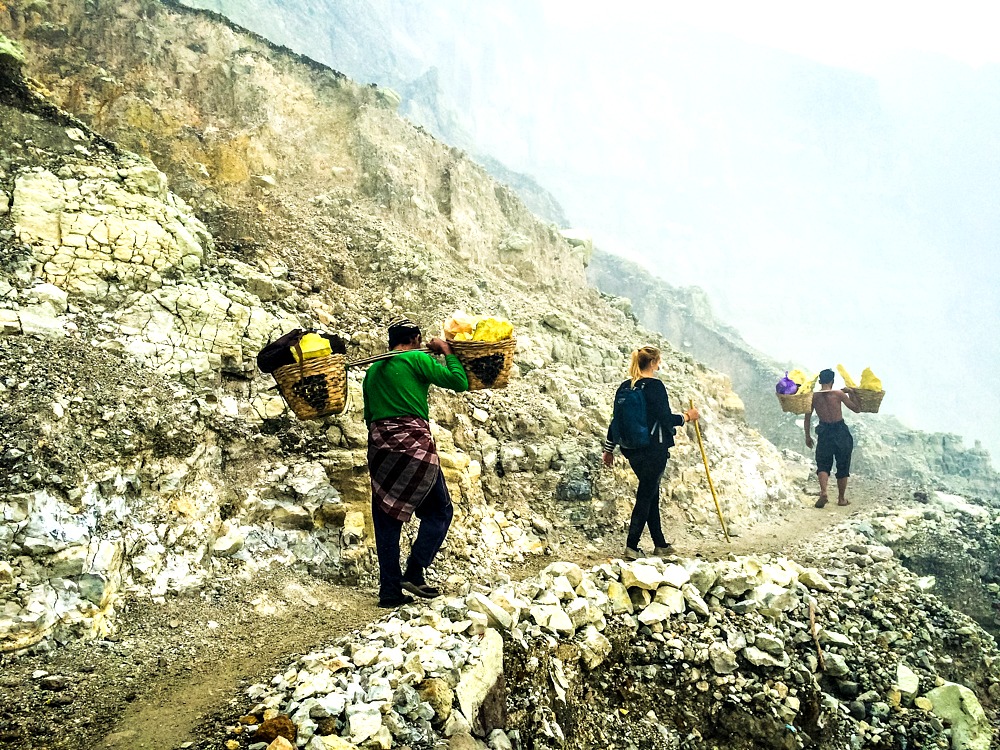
[579, 625, 612, 670]
[895, 663, 920, 702]
[659, 563, 691, 589]
[455, 628, 504, 736]
[212, 528, 245, 557]
[637, 602, 674, 625]
[797, 568, 834, 592]
[743, 646, 791, 669]
[924, 681, 992, 750]
[652, 586, 686, 615]
[466, 593, 513, 631]
[680, 583, 709, 617]
[822, 652, 850, 677]
[606, 581, 634, 614]
[709, 641, 738, 674]
[346, 702, 384, 744]
[619, 562, 662, 591]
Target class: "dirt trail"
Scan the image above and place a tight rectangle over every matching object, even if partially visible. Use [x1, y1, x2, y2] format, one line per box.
[98, 585, 382, 750]
[0, 476, 900, 750]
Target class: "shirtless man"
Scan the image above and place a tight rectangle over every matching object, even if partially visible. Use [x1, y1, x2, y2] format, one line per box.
[804, 368, 862, 508]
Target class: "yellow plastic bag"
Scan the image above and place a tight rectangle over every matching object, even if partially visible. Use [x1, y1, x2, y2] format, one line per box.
[860, 367, 882, 391]
[837, 364, 857, 389]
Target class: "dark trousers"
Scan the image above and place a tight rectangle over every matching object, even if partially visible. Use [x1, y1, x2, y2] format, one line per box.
[371, 471, 453, 600]
[624, 447, 670, 549]
[816, 420, 854, 478]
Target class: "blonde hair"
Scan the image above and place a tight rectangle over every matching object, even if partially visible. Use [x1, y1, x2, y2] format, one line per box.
[629, 346, 660, 386]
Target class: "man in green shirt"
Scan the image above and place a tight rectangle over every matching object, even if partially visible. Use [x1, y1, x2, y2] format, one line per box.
[364, 318, 469, 607]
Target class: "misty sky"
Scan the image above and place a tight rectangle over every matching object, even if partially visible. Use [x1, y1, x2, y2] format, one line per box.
[184, 0, 1000, 461]
[412, 1, 1000, 460]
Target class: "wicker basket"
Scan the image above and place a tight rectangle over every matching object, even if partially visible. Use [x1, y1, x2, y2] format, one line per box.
[854, 388, 885, 413]
[450, 338, 517, 391]
[777, 390, 814, 415]
[273, 354, 347, 420]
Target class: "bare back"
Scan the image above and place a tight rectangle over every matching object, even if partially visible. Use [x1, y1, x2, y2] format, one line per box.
[811, 389, 849, 423]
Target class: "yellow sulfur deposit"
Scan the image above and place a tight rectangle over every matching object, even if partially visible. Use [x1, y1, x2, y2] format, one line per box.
[444, 310, 514, 343]
[291, 332, 332, 362]
[472, 318, 513, 342]
[860, 367, 882, 391]
[837, 364, 858, 389]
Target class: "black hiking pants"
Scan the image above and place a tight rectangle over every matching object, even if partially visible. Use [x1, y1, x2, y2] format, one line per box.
[624, 447, 670, 550]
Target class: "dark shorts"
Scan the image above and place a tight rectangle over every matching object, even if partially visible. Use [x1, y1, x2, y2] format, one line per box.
[815, 420, 853, 479]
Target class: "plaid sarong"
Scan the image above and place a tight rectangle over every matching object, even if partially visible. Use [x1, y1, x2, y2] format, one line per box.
[368, 416, 440, 522]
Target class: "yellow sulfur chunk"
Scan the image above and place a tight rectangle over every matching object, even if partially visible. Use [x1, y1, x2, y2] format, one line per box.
[860, 367, 882, 391]
[472, 318, 514, 342]
[291, 332, 331, 362]
[837, 364, 857, 389]
[788, 368, 819, 391]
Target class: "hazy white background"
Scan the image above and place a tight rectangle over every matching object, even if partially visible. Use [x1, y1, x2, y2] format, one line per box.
[188, 0, 1000, 461]
[403, 1, 1000, 460]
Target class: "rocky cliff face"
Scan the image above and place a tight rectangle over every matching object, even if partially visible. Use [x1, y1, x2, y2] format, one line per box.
[588, 250, 1000, 502]
[177, 0, 570, 227]
[0, 2, 795, 655]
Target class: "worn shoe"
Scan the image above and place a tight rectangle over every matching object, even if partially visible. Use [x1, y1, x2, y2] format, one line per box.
[377, 593, 416, 609]
[814, 495, 828, 509]
[402, 580, 441, 599]
[653, 544, 674, 557]
[623, 547, 642, 561]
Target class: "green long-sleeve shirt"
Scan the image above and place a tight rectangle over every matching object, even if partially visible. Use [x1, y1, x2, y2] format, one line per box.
[363, 350, 469, 426]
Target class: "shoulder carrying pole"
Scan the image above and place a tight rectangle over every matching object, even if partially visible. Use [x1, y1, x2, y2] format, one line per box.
[346, 347, 432, 369]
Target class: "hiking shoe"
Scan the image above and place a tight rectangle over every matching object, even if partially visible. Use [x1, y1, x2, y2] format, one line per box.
[402, 580, 441, 599]
[623, 547, 642, 561]
[653, 544, 674, 557]
[377, 593, 416, 608]
[815, 496, 828, 509]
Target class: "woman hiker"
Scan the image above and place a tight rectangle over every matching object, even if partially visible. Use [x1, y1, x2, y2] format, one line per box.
[602, 346, 698, 560]
[363, 318, 469, 608]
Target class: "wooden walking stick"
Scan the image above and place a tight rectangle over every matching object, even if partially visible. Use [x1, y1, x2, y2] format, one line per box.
[690, 399, 730, 544]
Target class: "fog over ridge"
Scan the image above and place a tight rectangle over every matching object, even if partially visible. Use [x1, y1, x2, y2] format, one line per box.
[184, 0, 1000, 463]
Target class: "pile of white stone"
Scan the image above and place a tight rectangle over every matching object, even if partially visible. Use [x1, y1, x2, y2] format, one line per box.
[242, 554, 839, 749]
[243, 525, 999, 750]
